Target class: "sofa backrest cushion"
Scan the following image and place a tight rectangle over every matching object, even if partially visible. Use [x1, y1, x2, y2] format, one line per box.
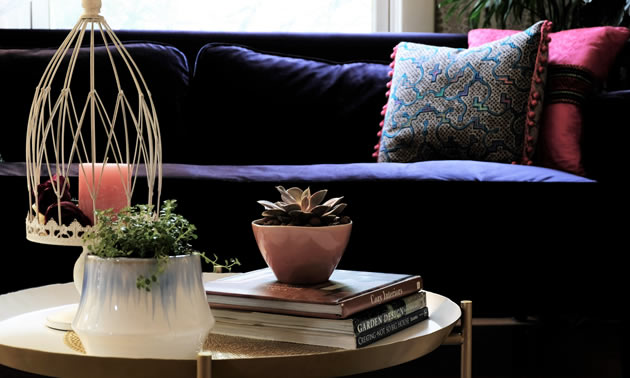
[581, 89, 630, 183]
[0, 42, 189, 163]
[468, 26, 630, 178]
[0, 30, 470, 71]
[377, 21, 552, 165]
[188, 43, 390, 165]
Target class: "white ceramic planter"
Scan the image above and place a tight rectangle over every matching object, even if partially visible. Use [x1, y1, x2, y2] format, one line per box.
[72, 254, 214, 359]
[73, 246, 89, 294]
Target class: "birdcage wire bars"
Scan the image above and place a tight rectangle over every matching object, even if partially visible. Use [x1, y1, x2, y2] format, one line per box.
[25, 0, 162, 246]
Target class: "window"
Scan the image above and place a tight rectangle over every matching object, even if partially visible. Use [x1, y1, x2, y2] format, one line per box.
[0, 0, 49, 29]
[3, 0, 373, 33]
[1, 0, 435, 33]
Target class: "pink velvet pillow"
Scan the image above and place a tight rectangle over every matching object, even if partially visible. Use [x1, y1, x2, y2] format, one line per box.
[469, 26, 630, 176]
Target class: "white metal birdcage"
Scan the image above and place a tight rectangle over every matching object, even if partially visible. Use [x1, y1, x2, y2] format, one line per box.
[25, 0, 162, 246]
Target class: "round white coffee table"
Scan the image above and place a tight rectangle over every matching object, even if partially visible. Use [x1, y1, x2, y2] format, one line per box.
[0, 273, 471, 378]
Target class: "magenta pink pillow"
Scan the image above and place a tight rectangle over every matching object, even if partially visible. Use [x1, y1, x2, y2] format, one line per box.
[469, 26, 630, 176]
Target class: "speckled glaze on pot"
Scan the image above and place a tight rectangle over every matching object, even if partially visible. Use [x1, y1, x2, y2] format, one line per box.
[252, 220, 352, 284]
[72, 254, 213, 359]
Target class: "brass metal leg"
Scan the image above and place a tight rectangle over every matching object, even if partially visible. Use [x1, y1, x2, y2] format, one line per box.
[197, 351, 212, 378]
[442, 300, 473, 377]
[460, 300, 472, 378]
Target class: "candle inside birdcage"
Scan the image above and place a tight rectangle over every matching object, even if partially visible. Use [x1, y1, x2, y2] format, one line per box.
[78, 163, 130, 224]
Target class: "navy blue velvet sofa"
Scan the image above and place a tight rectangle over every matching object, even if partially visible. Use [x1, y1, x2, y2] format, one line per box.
[1, 29, 627, 325]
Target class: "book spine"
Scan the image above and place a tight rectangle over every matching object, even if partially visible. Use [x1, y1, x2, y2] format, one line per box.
[355, 306, 429, 348]
[340, 276, 423, 318]
[352, 291, 426, 335]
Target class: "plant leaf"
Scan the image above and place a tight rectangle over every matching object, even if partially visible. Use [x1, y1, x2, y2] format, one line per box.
[301, 187, 311, 200]
[310, 205, 330, 216]
[469, 1, 485, 29]
[614, 8, 626, 26]
[276, 186, 298, 204]
[257, 200, 283, 210]
[322, 196, 344, 207]
[288, 210, 307, 218]
[301, 195, 310, 211]
[324, 203, 347, 216]
[309, 190, 328, 208]
[321, 214, 337, 223]
[287, 187, 304, 202]
[281, 203, 301, 212]
[262, 209, 287, 217]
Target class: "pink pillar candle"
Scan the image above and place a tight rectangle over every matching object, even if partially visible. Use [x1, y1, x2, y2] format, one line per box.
[78, 163, 130, 224]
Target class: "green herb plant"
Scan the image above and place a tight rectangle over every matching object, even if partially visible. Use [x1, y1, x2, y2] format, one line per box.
[82, 199, 240, 291]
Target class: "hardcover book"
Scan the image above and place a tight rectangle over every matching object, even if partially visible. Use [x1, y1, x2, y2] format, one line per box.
[204, 268, 423, 319]
[211, 306, 430, 349]
[212, 290, 427, 336]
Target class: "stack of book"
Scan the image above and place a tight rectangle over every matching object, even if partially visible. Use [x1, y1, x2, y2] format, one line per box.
[204, 268, 428, 349]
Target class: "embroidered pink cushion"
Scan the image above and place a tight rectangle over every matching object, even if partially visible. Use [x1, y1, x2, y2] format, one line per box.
[468, 26, 630, 176]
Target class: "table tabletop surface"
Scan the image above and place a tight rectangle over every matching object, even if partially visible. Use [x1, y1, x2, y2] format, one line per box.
[0, 273, 461, 378]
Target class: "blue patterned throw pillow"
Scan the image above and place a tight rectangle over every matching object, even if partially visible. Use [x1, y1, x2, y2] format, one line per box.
[376, 21, 552, 165]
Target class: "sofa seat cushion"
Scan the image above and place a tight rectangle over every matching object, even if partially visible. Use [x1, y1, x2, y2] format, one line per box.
[157, 161, 593, 183]
[0, 161, 593, 183]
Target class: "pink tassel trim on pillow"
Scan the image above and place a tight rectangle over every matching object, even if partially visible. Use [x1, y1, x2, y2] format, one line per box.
[519, 20, 553, 166]
[373, 45, 397, 159]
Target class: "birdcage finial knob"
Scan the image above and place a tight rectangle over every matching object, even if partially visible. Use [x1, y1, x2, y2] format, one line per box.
[82, 0, 101, 17]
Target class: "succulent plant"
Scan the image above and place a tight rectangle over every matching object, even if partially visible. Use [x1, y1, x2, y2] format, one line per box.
[258, 186, 351, 227]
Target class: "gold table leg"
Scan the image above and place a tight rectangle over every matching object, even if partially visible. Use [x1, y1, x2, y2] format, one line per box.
[460, 300, 472, 378]
[442, 300, 472, 378]
[197, 351, 213, 378]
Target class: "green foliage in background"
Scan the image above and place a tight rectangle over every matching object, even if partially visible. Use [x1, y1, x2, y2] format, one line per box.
[438, 0, 630, 30]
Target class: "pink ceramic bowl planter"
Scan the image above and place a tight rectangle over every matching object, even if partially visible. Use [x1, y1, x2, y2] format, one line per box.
[252, 220, 352, 284]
